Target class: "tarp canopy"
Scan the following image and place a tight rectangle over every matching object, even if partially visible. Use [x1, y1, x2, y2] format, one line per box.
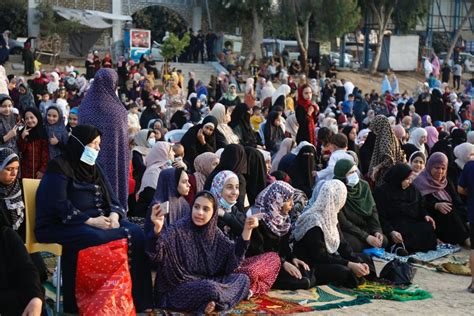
[53, 6, 132, 29]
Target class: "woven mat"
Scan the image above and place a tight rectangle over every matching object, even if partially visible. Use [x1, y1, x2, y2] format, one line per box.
[376, 244, 460, 263]
[338, 281, 432, 301]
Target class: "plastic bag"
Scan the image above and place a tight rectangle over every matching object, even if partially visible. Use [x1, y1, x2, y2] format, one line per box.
[76, 238, 136, 316]
[379, 259, 416, 285]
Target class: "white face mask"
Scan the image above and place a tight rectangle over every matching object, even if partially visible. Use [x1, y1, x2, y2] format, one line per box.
[147, 138, 156, 147]
[346, 172, 359, 187]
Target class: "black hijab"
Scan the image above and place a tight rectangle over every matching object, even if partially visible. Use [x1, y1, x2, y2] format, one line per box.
[450, 128, 467, 148]
[229, 103, 257, 146]
[189, 97, 202, 123]
[21, 107, 47, 142]
[244, 147, 267, 205]
[359, 131, 376, 175]
[170, 110, 187, 130]
[342, 125, 356, 152]
[263, 111, 284, 152]
[289, 145, 316, 198]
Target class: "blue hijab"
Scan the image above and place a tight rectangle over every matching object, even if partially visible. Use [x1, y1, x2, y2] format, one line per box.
[44, 106, 69, 160]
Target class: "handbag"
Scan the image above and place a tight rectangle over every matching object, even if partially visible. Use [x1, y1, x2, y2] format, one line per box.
[379, 259, 416, 285]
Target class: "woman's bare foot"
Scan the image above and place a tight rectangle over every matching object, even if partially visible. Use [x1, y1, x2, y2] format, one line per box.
[204, 301, 216, 314]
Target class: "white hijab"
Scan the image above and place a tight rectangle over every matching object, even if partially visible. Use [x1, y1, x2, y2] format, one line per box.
[292, 180, 347, 253]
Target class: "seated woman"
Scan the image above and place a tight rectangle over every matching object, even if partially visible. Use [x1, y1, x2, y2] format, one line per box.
[0, 225, 44, 316]
[409, 151, 426, 179]
[413, 152, 470, 247]
[246, 181, 314, 290]
[374, 164, 437, 253]
[186, 152, 220, 204]
[35, 125, 152, 313]
[293, 180, 376, 288]
[264, 111, 285, 155]
[131, 129, 157, 195]
[210, 170, 280, 296]
[147, 191, 258, 313]
[144, 167, 191, 240]
[334, 159, 388, 252]
[135, 141, 173, 217]
[210, 103, 240, 149]
[180, 115, 218, 170]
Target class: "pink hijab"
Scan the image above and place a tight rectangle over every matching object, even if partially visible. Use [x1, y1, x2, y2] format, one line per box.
[425, 126, 439, 149]
[413, 152, 451, 202]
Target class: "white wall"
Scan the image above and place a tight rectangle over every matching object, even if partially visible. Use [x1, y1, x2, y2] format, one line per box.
[389, 35, 419, 71]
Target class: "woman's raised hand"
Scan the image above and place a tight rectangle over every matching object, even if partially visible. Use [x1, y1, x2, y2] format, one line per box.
[151, 204, 165, 235]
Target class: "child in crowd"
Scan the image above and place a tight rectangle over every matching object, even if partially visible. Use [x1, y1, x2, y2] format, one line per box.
[67, 107, 79, 133]
[316, 133, 353, 181]
[44, 106, 68, 160]
[128, 103, 141, 132]
[39, 92, 53, 117]
[251, 106, 264, 132]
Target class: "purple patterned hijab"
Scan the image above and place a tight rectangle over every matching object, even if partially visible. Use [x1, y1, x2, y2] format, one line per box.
[210, 170, 239, 213]
[78, 68, 129, 208]
[250, 181, 295, 237]
[413, 152, 452, 202]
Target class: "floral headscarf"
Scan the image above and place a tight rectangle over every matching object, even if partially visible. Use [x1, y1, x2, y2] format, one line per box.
[249, 181, 295, 237]
[210, 170, 239, 213]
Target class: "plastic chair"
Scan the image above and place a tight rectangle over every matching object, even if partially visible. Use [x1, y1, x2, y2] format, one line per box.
[23, 178, 62, 313]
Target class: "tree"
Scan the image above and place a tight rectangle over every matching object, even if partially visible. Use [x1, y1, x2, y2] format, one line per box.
[0, 0, 27, 37]
[36, 2, 82, 37]
[160, 32, 190, 63]
[213, 0, 273, 60]
[282, 0, 361, 73]
[444, 1, 474, 64]
[360, 0, 429, 74]
[132, 6, 187, 44]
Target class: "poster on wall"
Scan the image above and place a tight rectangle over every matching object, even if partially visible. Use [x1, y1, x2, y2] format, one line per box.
[129, 29, 151, 61]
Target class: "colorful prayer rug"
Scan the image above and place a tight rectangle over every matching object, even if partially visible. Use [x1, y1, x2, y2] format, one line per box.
[338, 281, 432, 301]
[376, 244, 460, 263]
[230, 295, 313, 314]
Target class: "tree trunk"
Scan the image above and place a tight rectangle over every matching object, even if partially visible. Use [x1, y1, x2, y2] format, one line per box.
[370, 30, 385, 74]
[444, 3, 474, 64]
[251, 5, 264, 60]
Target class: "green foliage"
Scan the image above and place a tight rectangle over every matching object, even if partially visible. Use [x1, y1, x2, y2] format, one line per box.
[312, 0, 362, 40]
[36, 2, 82, 37]
[393, 0, 430, 34]
[0, 0, 28, 37]
[160, 32, 190, 62]
[218, 0, 274, 19]
[132, 6, 187, 43]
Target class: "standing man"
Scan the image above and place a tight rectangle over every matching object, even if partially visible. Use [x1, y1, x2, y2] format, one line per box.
[441, 62, 451, 84]
[206, 30, 217, 62]
[453, 61, 463, 90]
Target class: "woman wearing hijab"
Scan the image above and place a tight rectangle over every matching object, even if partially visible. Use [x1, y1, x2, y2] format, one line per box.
[271, 84, 290, 111]
[47, 72, 60, 95]
[244, 78, 256, 108]
[17, 83, 35, 115]
[85, 53, 96, 79]
[260, 81, 276, 103]
[409, 151, 427, 179]
[454, 143, 474, 172]
[244, 147, 267, 206]
[271, 138, 294, 173]
[408, 127, 429, 157]
[187, 152, 220, 204]
[195, 80, 208, 99]
[295, 84, 318, 146]
[164, 72, 186, 126]
[44, 106, 68, 160]
[36, 125, 152, 312]
[135, 141, 173, 217]
[181, 115, 218, 169]
[219, 83, 241, 108]
[188, 97, 203, 124]
[79, 68, 130, 209]
[430, 89, 445, 122]
[246, 181, 314, 290]
[0, 95, 19, 154]
[374, 164, 437, 253]
[204, 144, 247, 212]
[18, 107, 49, 179]
[229, 103, 258, 147]
[287, 144, 317, 198]
[144, 167, 191, 237]
[334, 159, 388, 252]
[368, 115, 405, 187]
[264, 111, 285, 154]
[147, 191, 258, 313]
[210, 103, 240, 148]
[187, 72, 196, 99]
[413, 152, 470, 246]
[425, 126, 439, 151]
[293, 180, 376, 288]
[285, 114, 299, 140]
[131, 129, 156, 195]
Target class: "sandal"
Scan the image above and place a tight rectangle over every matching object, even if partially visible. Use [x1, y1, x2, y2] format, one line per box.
[467, 284, 474, 293]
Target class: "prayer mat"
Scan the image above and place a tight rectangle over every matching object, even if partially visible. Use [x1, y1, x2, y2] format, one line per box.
[266, 286, 371, 311]
[376, 244, 460, 263]
[230, 295, 313, 314]
[338, 281, 432, 302]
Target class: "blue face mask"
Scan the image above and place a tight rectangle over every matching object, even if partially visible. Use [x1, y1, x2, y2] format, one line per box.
[166, 159, 173, 166]
[81, 146, 99, 166]
[148, 138, 156, 147]
[219, 197, 236, 210]
[346, 172, 359, 187]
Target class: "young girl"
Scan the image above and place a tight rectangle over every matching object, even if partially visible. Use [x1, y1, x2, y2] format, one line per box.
[44, 106, 68, 160]
[0, 95, 20, 154]
[18, 107, 49, 179]
[66, 107, 78, 133]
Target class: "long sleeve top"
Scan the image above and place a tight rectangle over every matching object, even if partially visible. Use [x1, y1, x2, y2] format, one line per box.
[247, 222, 294, 263]
[338, 206, 383, 241]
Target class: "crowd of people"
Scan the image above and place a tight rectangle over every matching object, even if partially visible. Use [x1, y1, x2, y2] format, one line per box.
[0, 46, 473, 315]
